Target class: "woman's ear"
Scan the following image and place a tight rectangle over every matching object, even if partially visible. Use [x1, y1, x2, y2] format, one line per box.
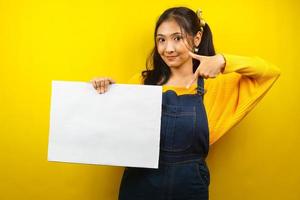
[194, 31, 202, 47]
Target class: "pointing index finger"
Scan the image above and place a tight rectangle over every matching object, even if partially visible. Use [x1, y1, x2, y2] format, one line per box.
[188, 51, 204, 61]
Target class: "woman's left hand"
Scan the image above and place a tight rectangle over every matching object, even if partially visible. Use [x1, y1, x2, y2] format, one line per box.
[186, 52, 226, 88]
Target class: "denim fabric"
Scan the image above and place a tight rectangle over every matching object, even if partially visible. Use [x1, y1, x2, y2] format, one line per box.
[119, 77, 210, 200]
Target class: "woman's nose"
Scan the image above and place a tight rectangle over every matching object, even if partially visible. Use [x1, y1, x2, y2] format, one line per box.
[165, 42, 175, 53]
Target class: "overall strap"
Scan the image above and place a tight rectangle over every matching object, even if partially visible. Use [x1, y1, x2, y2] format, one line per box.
[196, 76, 206, 97]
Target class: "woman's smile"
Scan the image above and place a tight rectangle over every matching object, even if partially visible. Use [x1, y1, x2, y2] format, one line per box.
[166, 56, 178, 60]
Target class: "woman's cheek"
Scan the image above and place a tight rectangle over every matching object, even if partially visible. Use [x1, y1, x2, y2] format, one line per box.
[157, 45, 164, 55]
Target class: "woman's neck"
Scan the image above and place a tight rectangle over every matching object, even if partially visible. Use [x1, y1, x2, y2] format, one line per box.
[165, 59, 194, 86]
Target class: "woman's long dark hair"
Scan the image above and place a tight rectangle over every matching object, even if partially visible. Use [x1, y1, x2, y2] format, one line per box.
[142, 7, 216, 85]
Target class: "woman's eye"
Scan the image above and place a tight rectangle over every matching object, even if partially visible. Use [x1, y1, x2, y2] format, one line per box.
[174, 36, 182, 41]
[158, 38, 165, 43]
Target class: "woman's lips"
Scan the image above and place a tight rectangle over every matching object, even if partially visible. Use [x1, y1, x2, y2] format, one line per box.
[166, 56, 178, 60]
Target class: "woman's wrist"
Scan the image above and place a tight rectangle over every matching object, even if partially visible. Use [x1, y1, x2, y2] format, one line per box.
[218, 53, 226, 73]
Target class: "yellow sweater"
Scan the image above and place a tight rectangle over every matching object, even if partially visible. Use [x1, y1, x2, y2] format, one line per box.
[126, 54, 281, 145]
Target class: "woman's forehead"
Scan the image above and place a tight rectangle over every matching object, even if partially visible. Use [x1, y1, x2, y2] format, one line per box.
[156, 19, 183, 36]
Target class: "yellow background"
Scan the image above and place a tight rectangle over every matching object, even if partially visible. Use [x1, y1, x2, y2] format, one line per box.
[0, 0, 299, 199]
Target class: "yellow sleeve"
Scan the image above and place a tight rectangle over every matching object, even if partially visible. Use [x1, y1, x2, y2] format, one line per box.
[204, 53, 281, 145]
[127, 72, 143, 84]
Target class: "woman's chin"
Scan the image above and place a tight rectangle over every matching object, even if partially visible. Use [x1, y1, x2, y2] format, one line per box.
[167, 63, 181, 68]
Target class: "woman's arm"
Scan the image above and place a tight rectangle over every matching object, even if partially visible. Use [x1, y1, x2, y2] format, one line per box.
[204, 54, 281, 145]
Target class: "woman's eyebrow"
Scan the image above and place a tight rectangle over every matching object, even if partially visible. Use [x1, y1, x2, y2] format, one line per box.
[156, 32, 182, 37]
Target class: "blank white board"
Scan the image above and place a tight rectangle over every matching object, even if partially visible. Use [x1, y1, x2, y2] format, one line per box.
[48, 80, 162, 168]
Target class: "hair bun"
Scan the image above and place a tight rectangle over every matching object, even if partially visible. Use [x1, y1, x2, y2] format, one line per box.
[196, 8, 206, 31]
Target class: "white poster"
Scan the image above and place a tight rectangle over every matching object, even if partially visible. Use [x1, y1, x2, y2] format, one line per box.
[48, 80, 162, 168]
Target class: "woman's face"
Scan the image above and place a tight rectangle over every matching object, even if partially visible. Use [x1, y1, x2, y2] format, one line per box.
[156, 19, 194, 68]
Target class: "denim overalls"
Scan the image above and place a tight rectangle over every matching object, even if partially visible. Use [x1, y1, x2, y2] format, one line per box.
[119, 77, 210, 200]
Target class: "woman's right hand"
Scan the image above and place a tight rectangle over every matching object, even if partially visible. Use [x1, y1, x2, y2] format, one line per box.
[90, 77, 116, 94]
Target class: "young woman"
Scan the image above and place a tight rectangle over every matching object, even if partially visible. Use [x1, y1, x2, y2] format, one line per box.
[91, 6, 280, 200]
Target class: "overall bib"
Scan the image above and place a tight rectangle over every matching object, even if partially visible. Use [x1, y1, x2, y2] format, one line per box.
[118, 77, 210, 200]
